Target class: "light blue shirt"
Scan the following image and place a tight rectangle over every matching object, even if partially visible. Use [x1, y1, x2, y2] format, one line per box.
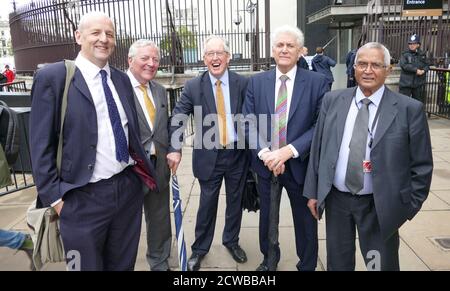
[334, 85, 385, 195]
[209, 70, 236, 143]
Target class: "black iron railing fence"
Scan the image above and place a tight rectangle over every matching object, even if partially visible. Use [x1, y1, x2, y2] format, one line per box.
[10, 0, 271, 74]
[424, 67, 450, 119]
[363, 0, 450, 67]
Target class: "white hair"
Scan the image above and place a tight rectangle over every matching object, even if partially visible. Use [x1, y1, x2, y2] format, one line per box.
[203, 35, 231, 55]
[271, 25, 304, 48]
[77, 11, 115, 32]
[128, 39, 160, 59]
[355, 42, 391, 67]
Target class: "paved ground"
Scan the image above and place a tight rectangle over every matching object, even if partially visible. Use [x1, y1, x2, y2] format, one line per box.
[1, 116, 449, 271]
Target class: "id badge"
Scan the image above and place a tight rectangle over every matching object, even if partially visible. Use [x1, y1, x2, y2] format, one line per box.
[363, 160, 372, 173]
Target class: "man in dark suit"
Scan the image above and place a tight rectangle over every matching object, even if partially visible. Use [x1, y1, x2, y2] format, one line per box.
[127, 39, 172, 271]
[29, 12, 156, 271]
[167, 35, 249, 271]
[304, 42, 433, 270]
[243, 25, 328, 271]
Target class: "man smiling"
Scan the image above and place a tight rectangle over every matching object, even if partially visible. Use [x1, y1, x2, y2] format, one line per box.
[168, 35, 249, 271]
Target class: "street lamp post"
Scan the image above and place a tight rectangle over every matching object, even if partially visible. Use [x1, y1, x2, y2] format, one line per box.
[234, 0, 258, 71]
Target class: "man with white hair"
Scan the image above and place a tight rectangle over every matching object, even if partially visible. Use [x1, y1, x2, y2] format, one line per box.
[127, 39, 172, 271]
[243, 25, 328, 271]
[30, 12, 156, 271]
[167, 35, 249, 271]
[304, 42, 433, 270]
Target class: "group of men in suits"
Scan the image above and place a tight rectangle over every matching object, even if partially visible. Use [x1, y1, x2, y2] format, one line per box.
[29, 10, 433, 271]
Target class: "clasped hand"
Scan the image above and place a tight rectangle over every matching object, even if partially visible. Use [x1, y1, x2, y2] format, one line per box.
[261, 146, 294, 177]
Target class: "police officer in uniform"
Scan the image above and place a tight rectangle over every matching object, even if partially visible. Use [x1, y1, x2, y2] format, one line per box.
[399, 34, 430, 103]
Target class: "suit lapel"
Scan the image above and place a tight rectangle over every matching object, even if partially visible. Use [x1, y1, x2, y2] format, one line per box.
[201, 72, 217, 115]
[72, 69, 94, 104]
[336, 89, 356, 148]
[265, 70, 276, 115]
[288, 68, 306, 123]
[228, 71, 239, 114]
[371, 88, 398, 149]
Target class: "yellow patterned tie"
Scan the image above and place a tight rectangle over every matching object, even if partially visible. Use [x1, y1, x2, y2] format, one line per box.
[215, 80, 228, 146]
[139, 84, 156, 125]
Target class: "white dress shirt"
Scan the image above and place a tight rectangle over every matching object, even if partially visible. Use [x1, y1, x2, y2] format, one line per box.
[127, 71, 156, 155]
[333, 85, 385, 195]
[75, 54, 133, 183]
[258, 65, 299, 159]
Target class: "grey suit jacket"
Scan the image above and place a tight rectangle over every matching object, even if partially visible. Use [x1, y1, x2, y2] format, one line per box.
[133, 80, 170, 191]
[304, 86, 433, 240]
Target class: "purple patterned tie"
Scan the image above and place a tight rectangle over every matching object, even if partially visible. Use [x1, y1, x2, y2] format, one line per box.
[100, 70, 129, 163]
[274, 75, 289, 149]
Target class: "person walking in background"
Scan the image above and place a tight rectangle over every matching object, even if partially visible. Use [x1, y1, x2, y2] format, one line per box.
[312, 46, 336, 91]
[3, 65, 15, 84]
[304, 42, 433, 271]
[399, 34, 430, 103]
[243, 25, 328, 271]
[297, 46, 310, 71]
[346, 48, 357, 88]
[29, 11, 156, 271]
[127, 39, 172, 271]
[167, 35, 249, 271]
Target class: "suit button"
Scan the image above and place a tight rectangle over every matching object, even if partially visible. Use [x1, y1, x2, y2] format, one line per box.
[88, 164, 94, 171]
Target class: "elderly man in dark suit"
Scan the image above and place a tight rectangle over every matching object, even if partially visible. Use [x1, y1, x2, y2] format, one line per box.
[167, 35, 249, 271]
[29, 12, 156, 271]
[127, 39, 172, 271]
[304, 42, 433, 271]
[243, 25, 328, 271]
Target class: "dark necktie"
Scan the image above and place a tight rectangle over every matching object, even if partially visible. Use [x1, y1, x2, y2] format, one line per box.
[345, 98, 371, 194]
[99, 69, 129, 163]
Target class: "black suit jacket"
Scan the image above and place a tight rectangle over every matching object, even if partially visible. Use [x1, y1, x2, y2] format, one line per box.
[168, 70, 248, 181]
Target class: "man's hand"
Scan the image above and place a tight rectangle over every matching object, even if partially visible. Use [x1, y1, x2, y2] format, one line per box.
[273, 163, 285, 177]
[167, 152, 182, 174]
[53, 201, 64, 216]
[416, 69, 425, 76]
[307, 199, 319, 220]
[263, 146, 294, 171]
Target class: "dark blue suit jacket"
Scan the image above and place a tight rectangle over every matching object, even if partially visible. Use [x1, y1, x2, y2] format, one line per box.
[30, 61, 155, 207]
[243, 67, 328, 185]
[168, 70, 248, 181]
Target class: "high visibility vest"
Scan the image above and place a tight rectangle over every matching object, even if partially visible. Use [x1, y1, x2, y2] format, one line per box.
[446, 72, 450, 104]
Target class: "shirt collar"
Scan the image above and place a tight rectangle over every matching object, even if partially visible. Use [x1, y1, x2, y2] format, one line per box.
[276, 65, 297, 82]
[355, 85, 385, 108]
[126, 70, 146, 89]
[75, 53, 111, 80]
[209, 70, 229, 87]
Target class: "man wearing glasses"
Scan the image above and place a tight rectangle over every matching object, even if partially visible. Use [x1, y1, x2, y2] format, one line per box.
[167, 35, 249, 271]
[304, 42, 433, 270]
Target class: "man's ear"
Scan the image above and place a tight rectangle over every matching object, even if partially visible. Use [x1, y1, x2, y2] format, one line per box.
[75, 30, 82, 45]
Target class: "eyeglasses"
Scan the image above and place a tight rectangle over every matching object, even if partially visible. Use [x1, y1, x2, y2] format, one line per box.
[205, 51, 228, 58]
[354, 61, 388, 71]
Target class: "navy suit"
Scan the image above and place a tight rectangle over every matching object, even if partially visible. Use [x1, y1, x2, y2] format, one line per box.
[243, 67, 328, 270]
[30, 61, 155, 270]
[169, 70, 249, 255]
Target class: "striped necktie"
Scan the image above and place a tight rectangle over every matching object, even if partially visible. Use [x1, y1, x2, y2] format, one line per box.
[274, 75, 289, 149]
[216, 80, 228, 146]
[139, 84, 156, 125]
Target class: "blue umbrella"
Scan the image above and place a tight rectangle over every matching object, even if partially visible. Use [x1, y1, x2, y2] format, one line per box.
[171, 175, 187, 271]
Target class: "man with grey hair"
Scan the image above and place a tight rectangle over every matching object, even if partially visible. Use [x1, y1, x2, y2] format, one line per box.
[304, 42, 433, 270]
[167, 35, 249, 271]
[127, 39, 172, 271]
[29, 12, 156, 270]
[243, 25, 328, 271]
